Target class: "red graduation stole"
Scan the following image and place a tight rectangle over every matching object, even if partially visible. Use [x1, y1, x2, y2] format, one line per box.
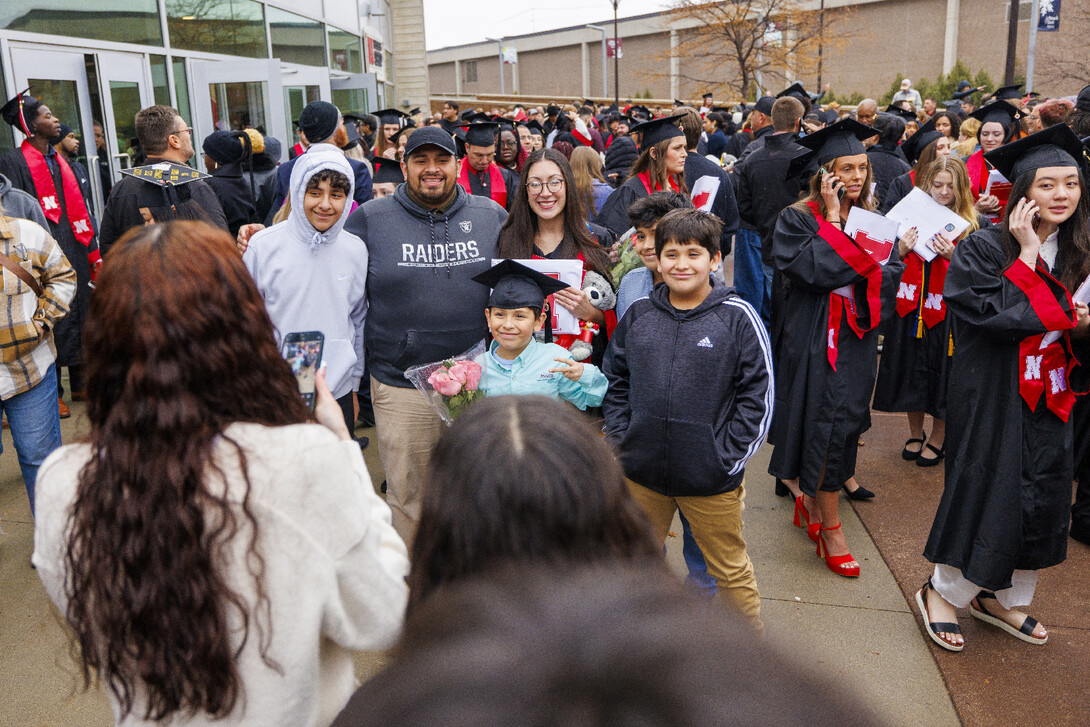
[20, 141, 94, 247]
[1005, 258, 1080, 421]
[806, 201, 883, 371]
[637, 171, 680, 195]
[966, 150, 1008, 223]
[895, 251, 952, 331]
[457, 158, 506, 209]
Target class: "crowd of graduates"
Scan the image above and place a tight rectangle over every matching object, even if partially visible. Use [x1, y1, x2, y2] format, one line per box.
[1, 70, 1089, 726]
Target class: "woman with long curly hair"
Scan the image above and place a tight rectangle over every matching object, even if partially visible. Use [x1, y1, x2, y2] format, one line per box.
[917, 125, 1090, 652]
[32, 221, 408, 726]
[767, 120, 904, 578]
[595, 115, 689, 237]
[498, 147, 616, 365]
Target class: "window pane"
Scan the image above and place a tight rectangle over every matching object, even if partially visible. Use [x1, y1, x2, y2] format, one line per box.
[329, 29, 362, 74]
[109, 81, 142, 167]
[166, 0, 267, 59]
[172, 59, 192, 124]
[284, 85, 319, 146]
[25, 79, 86, 168]
[1, 0, 163, 46]
[268, 7, 325, 67]
[150, 55, 171, 107]
[332, 87, 368, 116]
[210, 81, 267, 132]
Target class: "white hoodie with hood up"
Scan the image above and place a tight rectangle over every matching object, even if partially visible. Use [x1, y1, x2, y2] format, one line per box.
[244, 145, 368, 399]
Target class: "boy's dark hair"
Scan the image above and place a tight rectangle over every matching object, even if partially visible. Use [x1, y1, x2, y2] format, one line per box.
[135, 105, 181, 156]
[406, 395, 660, 614]
[446, 101, 459, 111]
[653, 208, 722, 258]
[306, 169, 351, 195]
[486, 304, 542, 318]
[627, 190, 692, 230]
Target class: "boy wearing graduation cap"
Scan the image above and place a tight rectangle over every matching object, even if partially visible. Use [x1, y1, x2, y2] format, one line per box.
[457, 122, 520, 212]
[471, 259, 606, 410]
[603, 207, 772, 632]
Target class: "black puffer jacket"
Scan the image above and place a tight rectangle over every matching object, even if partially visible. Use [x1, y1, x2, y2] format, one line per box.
[603, 136, 638, 188]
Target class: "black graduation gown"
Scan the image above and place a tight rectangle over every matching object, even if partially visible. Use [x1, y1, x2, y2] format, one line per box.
[867, 145, 911, 209]
[923, 227, 1090, 591]
[595, 177, 647, 237]
[878, 170, 915, 215]
[0, 149, 92, 367]
[766, 205, 904, 495]
[462, 163, 520, 212]
[684, 152, 739, 255]
[873, 215, 991, 418]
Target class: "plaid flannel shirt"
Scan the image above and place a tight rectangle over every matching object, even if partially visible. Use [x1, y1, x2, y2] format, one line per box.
[0, 215, 76, 399]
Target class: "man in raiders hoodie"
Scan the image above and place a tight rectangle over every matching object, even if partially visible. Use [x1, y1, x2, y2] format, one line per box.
[344, 127, 506, 546]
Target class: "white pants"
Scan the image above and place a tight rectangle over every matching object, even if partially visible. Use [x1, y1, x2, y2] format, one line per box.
[932, 563, 1038, 610]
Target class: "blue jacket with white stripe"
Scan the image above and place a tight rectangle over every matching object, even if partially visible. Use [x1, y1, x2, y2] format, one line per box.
[602, 277, 773, 496]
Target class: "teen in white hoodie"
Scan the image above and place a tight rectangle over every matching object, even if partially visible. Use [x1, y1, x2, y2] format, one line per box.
[244, 146, 368, 433]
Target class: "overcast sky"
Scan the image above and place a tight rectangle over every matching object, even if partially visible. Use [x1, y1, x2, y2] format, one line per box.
[423, 0, 671, 51]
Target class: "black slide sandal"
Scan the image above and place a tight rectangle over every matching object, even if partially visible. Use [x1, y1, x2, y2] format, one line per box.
[915, 579, 964, 652]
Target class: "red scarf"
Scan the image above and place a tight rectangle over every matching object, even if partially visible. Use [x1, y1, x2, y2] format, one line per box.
[806, 201, 883, 371]
[457, 158, 506, 209]
[966, 150, 1008, 223]
[21, 141, 94, 247]
[1005, 259, 1080, 421]
[637, 171, 680, 195]
[895, 252, 952, 331]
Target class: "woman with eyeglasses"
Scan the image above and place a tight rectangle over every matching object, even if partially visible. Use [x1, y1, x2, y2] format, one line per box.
[498, 148, 617, 366]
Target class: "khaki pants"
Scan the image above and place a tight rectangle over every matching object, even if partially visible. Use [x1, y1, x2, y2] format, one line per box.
[371, 377, 445, 549]
[626, 479, 763, 633]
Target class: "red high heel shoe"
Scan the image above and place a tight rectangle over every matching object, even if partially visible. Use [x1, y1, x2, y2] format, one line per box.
[816, 523, 860, 577]
[793, 496, 821, 543]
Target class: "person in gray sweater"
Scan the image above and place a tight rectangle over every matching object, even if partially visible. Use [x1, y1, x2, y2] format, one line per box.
[244, 146, 367, 439]
[0, 172, 48, 227]
[343, 127, 506, 546]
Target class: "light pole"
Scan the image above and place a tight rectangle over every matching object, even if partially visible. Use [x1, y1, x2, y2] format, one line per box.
[486, 36, 504, 95]
[586, 24, 607, 99]
[611, 0, 620, 106]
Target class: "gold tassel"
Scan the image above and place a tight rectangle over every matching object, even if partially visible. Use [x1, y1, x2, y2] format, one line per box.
[948, 331, 954, 357]
[915, 315, 925, 339]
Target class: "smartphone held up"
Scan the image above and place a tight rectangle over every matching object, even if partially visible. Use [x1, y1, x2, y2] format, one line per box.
[282, 331, 324, 411]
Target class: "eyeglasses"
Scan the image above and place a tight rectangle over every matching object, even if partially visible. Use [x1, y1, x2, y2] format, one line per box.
[172, 127, 193, 137]
[500, 139, 518, 148]
[526, 177, 564, 194]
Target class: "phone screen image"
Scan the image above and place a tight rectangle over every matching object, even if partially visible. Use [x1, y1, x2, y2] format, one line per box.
[282, 331, 324, 411]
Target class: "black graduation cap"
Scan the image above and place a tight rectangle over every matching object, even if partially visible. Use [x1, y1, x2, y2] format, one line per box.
[673, 99, 684, 107]
[628, 104, 651, 121]
[389, 125, 414, 145]
[629, 114, 685, 151]
[900, 117, 943, 165]
[341, 121, 362, 150]
[984, 123, 1086, 183]
[462, 112, 491, 125]
[710, 106, 733, 114]
[942, 99, 964, 113]
[409, 107, 422, 116]
[885, 104, 917, 122]
[521, 119, 544, 136]
[464, 122, 499, 147]
[991, 84, 1023, 102]
[702, 92, 713, 99]
[374, 108, 409, 126]
[0, 90, 41, 136]
[343, 113, 364, 128]
[122, 161, 210, 186]
[472, 259, 570, 310]
[777, 82, 809, 101]
[787, 118, 874, 178]
[371, 156, 404, 185]
[968, 102, 1023, 135]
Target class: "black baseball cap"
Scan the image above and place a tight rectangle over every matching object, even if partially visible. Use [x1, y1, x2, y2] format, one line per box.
[403, 126, 456, 159]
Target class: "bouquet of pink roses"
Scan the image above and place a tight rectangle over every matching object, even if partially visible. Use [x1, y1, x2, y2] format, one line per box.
[403, 340, 487, 424]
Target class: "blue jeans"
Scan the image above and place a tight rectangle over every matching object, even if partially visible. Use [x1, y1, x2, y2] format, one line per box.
[1, 364, 63, 515]
[732, 228, 773, 331]
[679, 511, 718, 596]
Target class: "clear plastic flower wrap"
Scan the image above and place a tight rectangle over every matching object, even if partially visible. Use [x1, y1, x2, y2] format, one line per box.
[403, 339, 488, 424]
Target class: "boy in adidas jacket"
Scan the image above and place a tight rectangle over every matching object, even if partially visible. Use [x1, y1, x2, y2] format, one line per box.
[603, 208, 773, 632]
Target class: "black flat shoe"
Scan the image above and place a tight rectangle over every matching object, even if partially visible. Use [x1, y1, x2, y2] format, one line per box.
[902, 434, 927, 460]
[842, 483, 875, 500]
[916, 443, 945, 467]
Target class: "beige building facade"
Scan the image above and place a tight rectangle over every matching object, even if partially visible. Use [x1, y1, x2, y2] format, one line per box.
[428, 0, 1088, 105]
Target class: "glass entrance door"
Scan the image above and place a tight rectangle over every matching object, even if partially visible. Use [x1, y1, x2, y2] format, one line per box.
[93, 52, 154, 175]
[281, 64, 330, 157]
[189, 59, 285, 170]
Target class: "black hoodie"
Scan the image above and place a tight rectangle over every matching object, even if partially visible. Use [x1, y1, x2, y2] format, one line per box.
[603, 278, 773, 496]
[344, 183, 505, 387]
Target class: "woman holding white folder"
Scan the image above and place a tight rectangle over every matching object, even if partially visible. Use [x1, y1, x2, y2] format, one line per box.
[873, 156, 988, 465]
